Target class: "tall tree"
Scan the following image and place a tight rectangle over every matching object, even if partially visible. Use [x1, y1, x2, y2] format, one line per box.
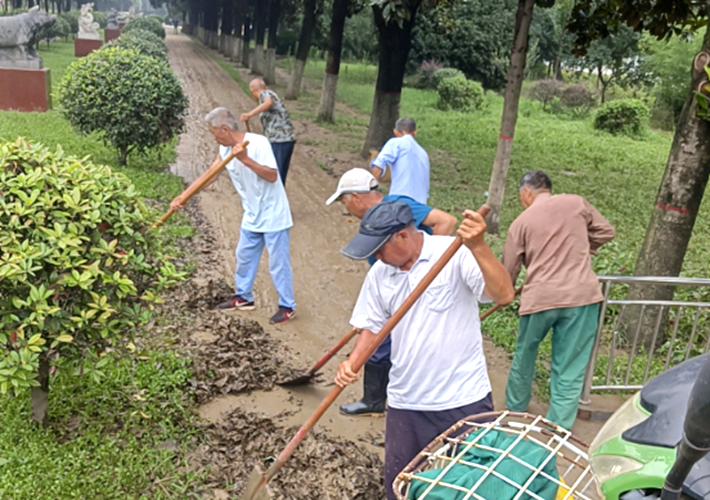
[568, 0, 710, 349]
[485, 0, 541, 233]
[251, 0, 267, 74]
[264, 0, 280, 84]
[241, 12, 251, 67]
[285, 0, 320, 100]
[220, 0, 234, 55]
[316, 0, 351, 122]
[580, 25, 640, 103]
[231, 0, 247, 62]
[360, 0, 423, 156]
[204, 0, 219, 48]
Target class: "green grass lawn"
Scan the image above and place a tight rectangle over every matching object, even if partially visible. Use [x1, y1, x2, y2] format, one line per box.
[0, 39, 201, 498]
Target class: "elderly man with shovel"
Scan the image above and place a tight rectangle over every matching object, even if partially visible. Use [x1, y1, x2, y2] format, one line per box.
[335, 200, 515, 500]
[170, 107, 296, 325]
[326, 168, 457, 418]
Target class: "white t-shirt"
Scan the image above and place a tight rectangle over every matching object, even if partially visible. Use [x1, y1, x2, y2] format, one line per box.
[350, 233, 491, 411]
[220, 133, 293, 233]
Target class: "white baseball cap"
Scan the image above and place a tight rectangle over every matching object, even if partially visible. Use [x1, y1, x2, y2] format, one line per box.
[325, 168, 379, 205]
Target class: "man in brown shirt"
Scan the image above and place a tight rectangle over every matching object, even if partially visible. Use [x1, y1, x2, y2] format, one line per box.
[502, 170, 615, 429]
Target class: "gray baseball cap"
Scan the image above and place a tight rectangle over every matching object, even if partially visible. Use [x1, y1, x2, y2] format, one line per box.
[341, 201, 414, 260]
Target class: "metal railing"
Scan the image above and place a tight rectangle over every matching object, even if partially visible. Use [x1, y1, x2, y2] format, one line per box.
[580, 275, 710, 404]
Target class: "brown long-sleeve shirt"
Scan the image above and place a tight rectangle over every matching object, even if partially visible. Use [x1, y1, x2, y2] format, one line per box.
[502, 192, 615, 315]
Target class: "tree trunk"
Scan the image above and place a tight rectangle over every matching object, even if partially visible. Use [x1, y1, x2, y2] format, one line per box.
[31, 356, 50, 427]
[360, 2, 421, 156]
[485, 0, 536, 234]
[316, 0, 348, 123]
[285, 0, 318, 100]
[204, 0, 219, 48]
[241, 13, 251, 67]
[188, 0, 199, 27]
[264, 0, 280, 84]
[251, 0, 266, 74]
[220, 0, 234, 55]
[623, 27, 710, 351]
[231, 0, 245, 62]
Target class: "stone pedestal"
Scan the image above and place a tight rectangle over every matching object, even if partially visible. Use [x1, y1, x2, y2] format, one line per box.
[104, 28, 120, 42]
[74, 38, 102, 57]
[0, 67, 51, 112]
[118, 21, 126, 30]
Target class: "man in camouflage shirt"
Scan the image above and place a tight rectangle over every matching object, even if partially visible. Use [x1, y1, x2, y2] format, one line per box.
[241, 79, 296, 185]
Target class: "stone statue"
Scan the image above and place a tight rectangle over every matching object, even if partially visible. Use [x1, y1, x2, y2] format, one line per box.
[0, 6, 55, 70]
[106, 8, 118, 30]
[116, 6, 134, 24]
[77, 2, 100, 40]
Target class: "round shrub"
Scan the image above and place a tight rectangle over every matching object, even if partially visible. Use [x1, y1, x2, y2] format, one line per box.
[553, 84, 598, 118]
[123, 16, 166, 39]
[58, 46, 188, 165]
[0, 138, 181, 395]
[437, 76, 484, 112]
[417, 60, 444, 89]
[59, 10, 79, 36]
[92, 10, 107, 29]
[529, 79, 564, 109]
[432, 67, 465, 89]
[594, 99, 649, 135]
[44, 16, 71, 45]
[108, 29, 167, 60]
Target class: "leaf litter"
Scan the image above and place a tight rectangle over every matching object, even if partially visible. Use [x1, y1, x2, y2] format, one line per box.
[154, 204, 385, 498]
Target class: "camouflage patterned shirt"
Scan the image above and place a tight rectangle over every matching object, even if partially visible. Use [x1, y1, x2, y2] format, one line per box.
[258, 90, 296, 143]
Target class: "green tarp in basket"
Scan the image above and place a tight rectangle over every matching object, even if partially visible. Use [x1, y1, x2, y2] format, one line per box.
[407, 428, 560, 500]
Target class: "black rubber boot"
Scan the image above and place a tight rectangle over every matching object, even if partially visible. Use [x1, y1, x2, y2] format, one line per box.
[339, 362, 390, 416]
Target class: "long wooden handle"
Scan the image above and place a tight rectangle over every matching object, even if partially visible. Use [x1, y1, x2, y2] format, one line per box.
[479, 285, 523, 321]
[307, 284, 520, 377]
[245, 119, 251, 133]
[256, 205, 491, 490]
[153, 140, 248, 228]
[307, 328, 359, 376]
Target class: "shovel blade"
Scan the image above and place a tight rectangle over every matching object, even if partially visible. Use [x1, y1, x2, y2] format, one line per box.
[276, 371, 314, 386]
[243, 465, 273, 500]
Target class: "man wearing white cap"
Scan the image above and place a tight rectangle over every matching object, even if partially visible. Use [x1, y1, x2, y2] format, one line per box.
[326, 168, 456, 417]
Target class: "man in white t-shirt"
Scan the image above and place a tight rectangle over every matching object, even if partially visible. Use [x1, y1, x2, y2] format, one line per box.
[170, 107, 296, 325]
[334, 201, 514, 499]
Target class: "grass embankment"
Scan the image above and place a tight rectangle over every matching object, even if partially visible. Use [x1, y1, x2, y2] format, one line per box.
[0, 39, 203, 498]
[275, 58, 710, 398]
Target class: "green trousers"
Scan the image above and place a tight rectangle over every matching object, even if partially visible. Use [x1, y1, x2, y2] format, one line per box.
[505, 303, 599, 430]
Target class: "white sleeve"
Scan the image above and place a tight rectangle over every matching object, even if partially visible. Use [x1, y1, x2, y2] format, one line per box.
[252, 136, 278, 170]
[350, 267, 389, 333]
[459, 247, 489, 303]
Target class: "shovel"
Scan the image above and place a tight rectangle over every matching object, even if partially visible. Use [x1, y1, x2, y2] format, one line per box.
[153, 140, 249, 228]
[278, 285, 522, 387]
[243, 205, 492, 500]
[277, 327, 360, 386]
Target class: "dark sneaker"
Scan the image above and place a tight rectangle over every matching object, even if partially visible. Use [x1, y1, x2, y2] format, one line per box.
[217, 295, 255, 311]
[269, 307, 295, 324]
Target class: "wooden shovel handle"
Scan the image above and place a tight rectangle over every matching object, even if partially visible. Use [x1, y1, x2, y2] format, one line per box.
[479, 285, 523, 321]
[256, 205, 492, 490]
[245, 119, 251, 133]
[307, 327, 359, 376]
[153, 140, 249, 228]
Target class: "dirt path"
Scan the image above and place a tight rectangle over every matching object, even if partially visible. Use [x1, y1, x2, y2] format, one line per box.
[165, 32, 607, 455]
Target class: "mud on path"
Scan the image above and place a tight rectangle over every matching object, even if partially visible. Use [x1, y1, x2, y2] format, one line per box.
[164, 31, 608, 479]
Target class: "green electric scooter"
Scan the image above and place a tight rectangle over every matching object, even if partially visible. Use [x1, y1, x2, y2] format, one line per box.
[589, 353, 710, 499]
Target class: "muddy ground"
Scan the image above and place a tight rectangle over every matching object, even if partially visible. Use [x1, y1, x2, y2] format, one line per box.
[162, 32, 615, 498]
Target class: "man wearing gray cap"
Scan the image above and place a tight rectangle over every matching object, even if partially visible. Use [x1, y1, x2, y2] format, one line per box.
[326, 169, 457, 418]
[334, 201, 514, 500]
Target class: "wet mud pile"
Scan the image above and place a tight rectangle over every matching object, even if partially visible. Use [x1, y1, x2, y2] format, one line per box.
[156, 204, 385, 498]
[191, 408, 385, 499]
[187, 314, 297, 403]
